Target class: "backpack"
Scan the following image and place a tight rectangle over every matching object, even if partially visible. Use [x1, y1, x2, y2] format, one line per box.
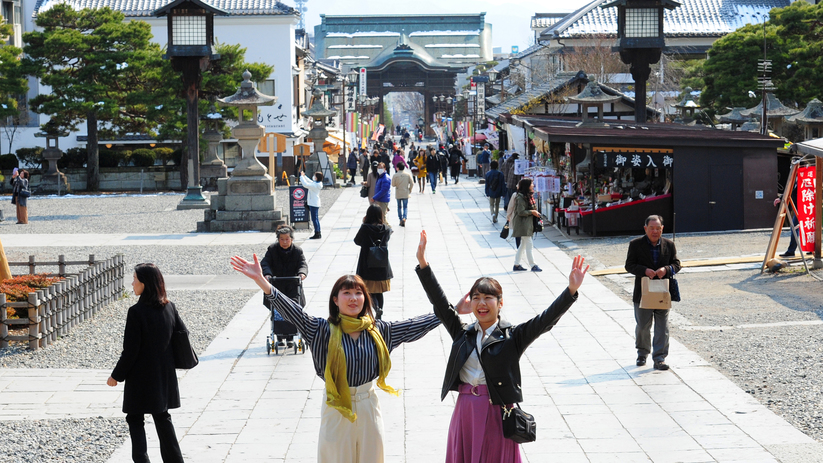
[488, 171, 501, 193]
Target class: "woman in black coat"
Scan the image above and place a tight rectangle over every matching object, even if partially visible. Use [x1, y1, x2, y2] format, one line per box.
[260, 225, 308, 306]
[354, 204, 393, 319]
[108, 263, 186, 463]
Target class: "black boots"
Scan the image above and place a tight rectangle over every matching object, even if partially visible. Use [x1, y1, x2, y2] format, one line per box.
[309, 232, 321, 240]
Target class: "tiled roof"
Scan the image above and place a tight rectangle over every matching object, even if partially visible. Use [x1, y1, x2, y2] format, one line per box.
[539, 0, 790, 40]
[34, 0, 298, 17]
[531, 13, 567, 29]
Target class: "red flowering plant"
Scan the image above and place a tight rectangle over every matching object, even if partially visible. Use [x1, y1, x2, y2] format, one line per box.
[1, 274, 64, 318]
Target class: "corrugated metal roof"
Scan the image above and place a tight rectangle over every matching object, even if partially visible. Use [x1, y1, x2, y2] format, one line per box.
[34, 0, 298, 17]
[539, 0, 790, 40]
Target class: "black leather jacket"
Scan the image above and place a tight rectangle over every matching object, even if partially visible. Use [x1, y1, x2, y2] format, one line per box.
[415, 265, 577, 405]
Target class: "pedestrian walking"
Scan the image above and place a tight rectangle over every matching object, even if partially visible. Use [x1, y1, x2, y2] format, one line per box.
[425, 147, 440, 194]
[231, 254, 441, 463]
[391, 163, 414, 227]
[107, 263, 188, 463]
[625, 215, 681, 371]
[414, 150, 427, 193]
[392, 150, 408, 172]
[502, 153, 522, 211]
[360, 150, 370, 183]
[347, 149, 359, 185]
[354, 204, 394, 320]
[301, 171, 323, 240]
[484, 160, 506, 223]
[372, 162, 391, 220]
[448, 144, 466, 184]
[511, 178, 542, 272]
[438, 146, 449, 185]
[477, 144, 492, 179]
[12, 169, 29, 224]
[414, 230, 588, 463]
[9, 167, 19, 216]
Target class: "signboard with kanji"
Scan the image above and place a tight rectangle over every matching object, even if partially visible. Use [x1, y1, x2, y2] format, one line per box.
[596, 151, 674, 169]
[797, 165, 817, 253]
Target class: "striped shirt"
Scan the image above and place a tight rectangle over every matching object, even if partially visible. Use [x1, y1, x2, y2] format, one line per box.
[265, 287, 441, 387]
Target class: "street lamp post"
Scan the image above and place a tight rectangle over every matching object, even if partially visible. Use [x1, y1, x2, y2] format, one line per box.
[602, 0, 680, 123]
[154, 0, 228, 210]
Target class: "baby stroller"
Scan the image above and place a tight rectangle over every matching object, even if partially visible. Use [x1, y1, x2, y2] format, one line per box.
[263, 275, 306, 356]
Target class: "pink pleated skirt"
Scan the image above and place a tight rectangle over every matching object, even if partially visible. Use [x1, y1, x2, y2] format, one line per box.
[445, 384, 522, 463]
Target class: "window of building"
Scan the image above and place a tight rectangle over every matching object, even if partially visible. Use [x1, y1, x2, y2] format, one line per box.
[257, 79, 276, 96]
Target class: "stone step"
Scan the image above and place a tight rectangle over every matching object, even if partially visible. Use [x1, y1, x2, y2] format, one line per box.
[196, 219, 287, 233]
[215, 210, 282, 221]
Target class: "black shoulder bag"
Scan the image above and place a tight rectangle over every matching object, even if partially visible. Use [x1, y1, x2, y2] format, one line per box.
[170, 304, 199, 369]
[473, 340, 536, 443]
[669, 265, 681, 302]
[367, 236, 389, 268]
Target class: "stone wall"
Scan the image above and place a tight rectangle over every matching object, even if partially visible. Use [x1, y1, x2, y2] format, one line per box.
[20, 167, 183, 193]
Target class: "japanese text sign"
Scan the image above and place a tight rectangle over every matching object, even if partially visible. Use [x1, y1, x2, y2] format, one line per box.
[796, 166, 817, 253]
[596, 151, 673, 169]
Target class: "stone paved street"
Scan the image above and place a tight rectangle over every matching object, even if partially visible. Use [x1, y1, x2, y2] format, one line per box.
[1, 181, 822, 462]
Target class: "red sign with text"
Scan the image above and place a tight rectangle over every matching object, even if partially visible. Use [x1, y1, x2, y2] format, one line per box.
[797, 166, 817, 253]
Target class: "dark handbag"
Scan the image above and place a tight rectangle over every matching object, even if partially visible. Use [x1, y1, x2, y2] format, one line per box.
[500, 222, 510, 239]
[669, 265, 681, 302]
[170, 306, 199, 369]
[367, 237, 389, 268]
[360, 184, 369, 198]
[502, 404, 537, 443]
[18, 188, 30, 198]
[532, 215, 543, 233]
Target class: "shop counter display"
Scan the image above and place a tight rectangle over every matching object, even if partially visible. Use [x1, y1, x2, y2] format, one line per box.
[579, 194, 673, 235]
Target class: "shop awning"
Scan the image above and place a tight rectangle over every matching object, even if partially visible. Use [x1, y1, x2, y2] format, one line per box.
[796, 138, 823, 158]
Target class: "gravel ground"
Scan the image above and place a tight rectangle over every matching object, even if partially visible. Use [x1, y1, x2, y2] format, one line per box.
[550, 225, 823, 444]
[1, 417, 128, 463]
[0, 184, 343, 234]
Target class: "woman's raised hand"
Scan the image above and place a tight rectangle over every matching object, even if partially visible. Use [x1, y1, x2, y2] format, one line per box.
[416, 230, 428, 268]
[454, 292, 472, 315]
[231, 254, 272, 294]
[568, 255, 589, 295]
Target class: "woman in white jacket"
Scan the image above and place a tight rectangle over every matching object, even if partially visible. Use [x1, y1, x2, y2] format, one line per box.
[301, 171, 324, 239]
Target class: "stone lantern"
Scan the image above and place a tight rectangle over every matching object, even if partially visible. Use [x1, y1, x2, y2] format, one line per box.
[718, 107, 751, 131]
[197, 70, 284, 232]
[34, 120, 70, 193]
[200, 104, 226, 190]
[672, 87, 701, 124]
[786, 98, 823, 141]
[303, 90, 336, 185]
[567, 81, 620, 127]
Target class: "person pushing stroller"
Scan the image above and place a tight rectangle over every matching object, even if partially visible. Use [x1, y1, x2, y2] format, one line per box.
[261, 225, 308, 352]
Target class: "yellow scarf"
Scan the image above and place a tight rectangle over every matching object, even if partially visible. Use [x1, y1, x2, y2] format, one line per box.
[325, 314, 398, 422]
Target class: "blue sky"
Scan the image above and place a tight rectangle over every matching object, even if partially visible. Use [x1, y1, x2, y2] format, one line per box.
[283, 0, 594, 52]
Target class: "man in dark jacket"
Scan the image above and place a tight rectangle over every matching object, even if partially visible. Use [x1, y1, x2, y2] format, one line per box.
[426, 149, 440, 194]
[625, 215, 681, 371]
[448, 144, 466, 184]
[502, 152, 522, 210]
[484, 160, 506, 223]
[261, 225, 308, 306]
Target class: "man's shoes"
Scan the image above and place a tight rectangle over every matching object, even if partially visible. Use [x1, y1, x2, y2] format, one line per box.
[513, 265, 527, 272]
[399, 219, 405, 227]
[433, 190, 436, 194]
[493, 217, 498, 223]
[653, 361, 670, 371]
[778, 252, 795, 257]
[531, 265, 543, 272]
[309, 232, 321, 240]
[636, 356, 647, 366]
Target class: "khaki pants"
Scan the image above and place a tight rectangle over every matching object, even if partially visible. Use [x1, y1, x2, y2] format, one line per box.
[375, 201, 389, 223]
[16, 204, 27, 224]
[318, 382, 384, 463]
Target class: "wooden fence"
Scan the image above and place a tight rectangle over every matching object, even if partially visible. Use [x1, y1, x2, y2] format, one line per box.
[0, 254, 126, 350]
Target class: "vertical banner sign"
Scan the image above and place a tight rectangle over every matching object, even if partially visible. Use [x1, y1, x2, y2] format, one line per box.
[359, 68, 367, 97]
[345, 85, 356, 113]
[797, 166, 817, 252]
[477, 83, 485, 121]
[289, 186, 308, 223]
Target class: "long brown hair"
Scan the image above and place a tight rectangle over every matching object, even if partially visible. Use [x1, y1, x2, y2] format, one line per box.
[328, 275, 373, 324]
[134, 263, 169, 307]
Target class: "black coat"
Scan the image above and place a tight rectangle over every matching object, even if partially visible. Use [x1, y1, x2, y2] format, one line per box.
[111, 301, 183, 414]
[426, 154, 440, 173]
[416, 265, 577, 405]
[624, 235, 681, 304]
[354, 223, 393, 281]
[449, 148, 466, 166]
[260, 243, 308, 305]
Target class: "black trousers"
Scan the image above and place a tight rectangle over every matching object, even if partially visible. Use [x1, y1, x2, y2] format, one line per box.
[126, 412, 184, 463]
[450, 164, 461, 179]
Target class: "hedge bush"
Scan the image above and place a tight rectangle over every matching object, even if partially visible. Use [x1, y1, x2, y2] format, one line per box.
[15, 147, 44, 170]
[0, 153, 18, 170]
[153, 147, 174, 165]
[130, 148, 156, 167]
[99, 149, 127, 168]
[1, 274, 64, 318]
[58, 147, 86, 169]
